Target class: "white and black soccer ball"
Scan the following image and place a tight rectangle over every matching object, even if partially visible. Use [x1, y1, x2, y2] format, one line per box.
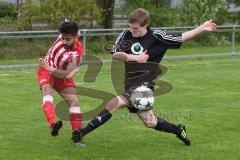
[130, 85, 154, 111]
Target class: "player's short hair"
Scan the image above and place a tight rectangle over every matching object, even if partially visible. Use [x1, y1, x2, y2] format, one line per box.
[59, 21, 79, 36]
[128, 8, 149, 27]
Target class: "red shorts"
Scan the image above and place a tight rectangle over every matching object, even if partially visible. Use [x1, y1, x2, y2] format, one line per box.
[37, 67, 76, 91]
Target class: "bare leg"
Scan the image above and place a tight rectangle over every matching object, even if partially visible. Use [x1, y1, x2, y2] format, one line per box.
[58, 87, 82, 131]
[41, 84, 55, 126]
[72, 95, 129, 143]
[138, 110, 191, 145]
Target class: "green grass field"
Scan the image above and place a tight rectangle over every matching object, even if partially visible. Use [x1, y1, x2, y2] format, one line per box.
[0, 56, 240, 160]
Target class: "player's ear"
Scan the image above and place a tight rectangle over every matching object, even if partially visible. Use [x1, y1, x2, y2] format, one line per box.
[74, 35, 79, 41]
[142, 24, 148, 30]
[77, 30, 81, 39]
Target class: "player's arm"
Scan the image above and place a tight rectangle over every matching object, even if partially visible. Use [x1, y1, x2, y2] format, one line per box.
[111, 29, 148, 62]
[38, 57, 80, 80]
[112, 51, 148, 62]
[182, 19, 217, 42]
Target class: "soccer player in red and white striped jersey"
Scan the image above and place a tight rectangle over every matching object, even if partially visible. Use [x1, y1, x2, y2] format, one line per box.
[37, 21, 85, 146]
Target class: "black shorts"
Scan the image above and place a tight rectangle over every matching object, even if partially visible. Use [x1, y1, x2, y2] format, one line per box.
[121, 82, 155, 113]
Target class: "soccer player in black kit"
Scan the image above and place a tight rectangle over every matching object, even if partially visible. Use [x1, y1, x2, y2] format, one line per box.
[73, 8, 217, 146]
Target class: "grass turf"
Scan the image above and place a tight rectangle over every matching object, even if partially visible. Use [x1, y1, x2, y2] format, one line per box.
[0, 56, 240, 160]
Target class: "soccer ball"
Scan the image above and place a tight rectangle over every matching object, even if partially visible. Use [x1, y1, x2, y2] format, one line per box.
[130, 85, 155, 110]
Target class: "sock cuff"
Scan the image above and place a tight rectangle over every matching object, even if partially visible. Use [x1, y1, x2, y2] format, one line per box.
[43, 95, 53, 103]
[69, 106, 81, 113]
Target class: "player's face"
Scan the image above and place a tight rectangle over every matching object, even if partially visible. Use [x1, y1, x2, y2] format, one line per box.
[62, 34, 76, 49]
[129, 23, 148, 38]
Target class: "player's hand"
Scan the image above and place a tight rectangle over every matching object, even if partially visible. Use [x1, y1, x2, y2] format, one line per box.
[136, 50, 149, 63]
[201, 19, 217, 32]
[38, 58, 52, 71]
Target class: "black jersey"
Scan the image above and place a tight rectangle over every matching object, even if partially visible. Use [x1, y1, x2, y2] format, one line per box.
[112, 28, 182, 88]
[113, 28, 182, 63]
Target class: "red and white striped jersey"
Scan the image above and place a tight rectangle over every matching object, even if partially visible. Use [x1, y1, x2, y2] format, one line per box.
[45, 36, 84, 69]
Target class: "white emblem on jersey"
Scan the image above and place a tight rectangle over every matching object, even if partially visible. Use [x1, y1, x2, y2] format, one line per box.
[131, 42, 144, 55]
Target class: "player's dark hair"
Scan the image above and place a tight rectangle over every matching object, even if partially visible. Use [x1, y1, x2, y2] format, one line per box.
[128, 8, 149, 27]
[59, 21, 79, 36]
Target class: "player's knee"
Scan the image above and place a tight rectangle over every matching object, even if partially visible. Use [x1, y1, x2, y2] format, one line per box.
[65, 97, 78, 107]
[143, 120, 157, 128]
[144, 121, 155, 128]
[106, 100, 116, 109]
[42, 85, 53, 95]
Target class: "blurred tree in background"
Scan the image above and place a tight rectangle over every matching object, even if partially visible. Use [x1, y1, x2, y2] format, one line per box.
[1, 0, 239, 30]
[226, 0, 240, 24]
[0, 1, 16, 18]
[37, 0, 101, 28]
[16, 0, 38, 30]
[0, 1, 17, 25]
[15, 0, 101, 30]
[179, 0, 230, 47]
[123, 0, 181, 27]
[122, 0, 180, 27]
[180, 0, 229, 26]
[96, 0, 115, 29]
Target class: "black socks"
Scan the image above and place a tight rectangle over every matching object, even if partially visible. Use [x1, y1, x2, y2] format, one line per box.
[80, 109, 112, 137]
[154, 117, 179, 135]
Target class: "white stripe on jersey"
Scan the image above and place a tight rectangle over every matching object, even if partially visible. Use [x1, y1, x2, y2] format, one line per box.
[59, 53, 70, 67]
[153, 30, 182, 43]
[53, 47, 66, 67]
[50, 41, 62, 58]
[47, 41, 62, 64]
[59, 53, 79, 68]
[113, 29, 129, 52]
[154, 30, 182, 41]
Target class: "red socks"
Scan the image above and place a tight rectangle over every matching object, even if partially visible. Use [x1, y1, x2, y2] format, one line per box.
[69, 107, 83, 131]
[42, 101, 55, 127]
[42, 95, 82, 131]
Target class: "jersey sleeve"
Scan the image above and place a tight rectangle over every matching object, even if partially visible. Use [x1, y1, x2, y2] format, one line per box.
[62, 55, 81, 70]
[111, 29, 130, 54]
[73, 40, 83, 67]
[153, 29, 182, 49]
[76, 40, 84, 57]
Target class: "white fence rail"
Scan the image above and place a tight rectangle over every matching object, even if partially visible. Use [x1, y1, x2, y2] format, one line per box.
[0, 25, 239, 57]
